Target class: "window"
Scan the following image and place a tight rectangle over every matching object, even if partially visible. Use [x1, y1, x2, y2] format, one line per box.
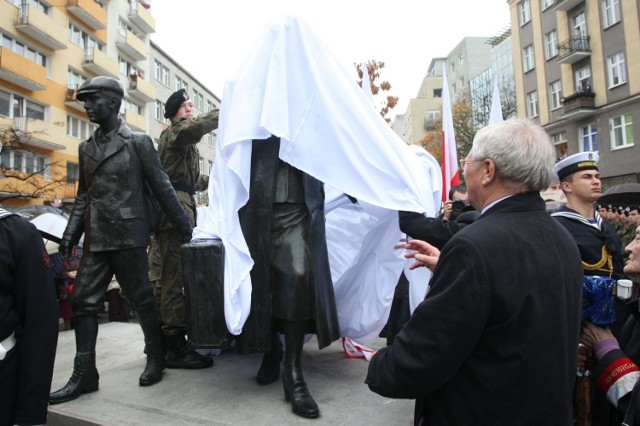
[67, 115, 96, 139]
[153, 60, 170, 87]
[433, 88, 442, 98]
[607, 52, 627, 87]
[0, 90, 10, 117]
[551, 132, 568, 160]
[119, 56, 141, 78]
[602, 0, 621, 28]
[544, 31, 558, 60]
[26, 101, 44, 120]
[541, 0, 554, 10]
[207, 100, 216, 111]
[1, 149, 49, 178]
[523, 45, 535, 72]
[175, 76, 188, 92]
[549, 80, 562, 111]
[67, 68, 87, 90]
[0, 33, 46, 67]
[10, 0, 48, 13]
[450, 61, 455, 73]
[66, 162, 79, 184]
[0, 91, 45, 120]
[193, 90, 203, 109]
[121, 99, 142, 115]
[118, 19, 143, 41]
[458, 54, 464, 66]
[580, 124, 599, 151]
[519, 0, 531, 25]
[610, 114, 634, 149]
[68, 22, 103, 52]
[575, 66, 591, 93]
[526, 91, 539, 118]
[154, 100, 165, 121]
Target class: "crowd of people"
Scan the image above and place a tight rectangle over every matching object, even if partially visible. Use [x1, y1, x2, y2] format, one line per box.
[3, 76, 640, 425]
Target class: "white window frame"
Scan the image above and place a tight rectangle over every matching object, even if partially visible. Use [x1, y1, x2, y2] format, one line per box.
[519, 0, 531, 25]
[526, 91, 539, 118]
[580, 123, 598, 152]
[1, 148, 50, 179]
[549, 80, 562, 111]
[602, 0, 621, 28]
[609, 114, 634, 149]
[541, 0, 554, 11]
[523, 45, 535, 72]
[575, 67, 591, 93]
[544, 30, 558, 60]
[154, 60, 170, 87]
[607, 52, 627, 88]
[67, 114, 97, 140]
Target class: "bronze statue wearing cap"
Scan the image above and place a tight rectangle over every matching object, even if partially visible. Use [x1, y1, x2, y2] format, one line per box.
[50, 76, 193, 404]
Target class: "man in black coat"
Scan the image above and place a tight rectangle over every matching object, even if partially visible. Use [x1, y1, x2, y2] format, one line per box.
[238, 136, 339, 419]
[0, 208, 58, 426]
[366, 119, 583, 425]
[49, 76, 193, 404]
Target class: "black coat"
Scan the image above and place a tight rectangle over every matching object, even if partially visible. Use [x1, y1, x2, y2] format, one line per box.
[367, 192, 583, 425]
[237, 137, 340, 352]
[64, 120, 191, 251]
[0, 211, 58, 425]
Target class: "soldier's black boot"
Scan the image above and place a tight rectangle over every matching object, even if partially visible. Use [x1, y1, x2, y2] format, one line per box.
[257, 324, 283, 385]
[137, 308, 165, 386]
[165, 332, 213, 369]
[49, 315, 99, 404]
[282, 320, 319, 419]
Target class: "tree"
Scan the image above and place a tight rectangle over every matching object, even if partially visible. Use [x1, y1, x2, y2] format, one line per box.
[355, 60, 399, 124]
[0, 125, 68, 203]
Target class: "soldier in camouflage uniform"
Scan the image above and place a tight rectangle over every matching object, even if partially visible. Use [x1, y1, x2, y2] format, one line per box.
[154, 89, 219, 369]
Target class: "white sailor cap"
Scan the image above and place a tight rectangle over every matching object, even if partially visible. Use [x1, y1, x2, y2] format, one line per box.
[553, 151, 599, 180]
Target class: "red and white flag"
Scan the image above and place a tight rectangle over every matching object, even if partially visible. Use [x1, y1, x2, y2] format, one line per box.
[441, 65, 460, 202]
[361, 63, 374, 105]
[489, 79, 504, 124]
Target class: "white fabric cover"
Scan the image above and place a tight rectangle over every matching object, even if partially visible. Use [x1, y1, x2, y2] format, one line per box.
[193, 15, 439, 343]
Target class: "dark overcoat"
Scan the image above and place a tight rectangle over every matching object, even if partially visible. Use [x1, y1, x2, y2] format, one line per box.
[64, 120, 190, 251]
[237, 137, 340, 353]
[367, 192, 583, 425]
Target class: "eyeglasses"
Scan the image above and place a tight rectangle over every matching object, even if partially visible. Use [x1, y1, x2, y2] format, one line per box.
[459, 158, 483, 171]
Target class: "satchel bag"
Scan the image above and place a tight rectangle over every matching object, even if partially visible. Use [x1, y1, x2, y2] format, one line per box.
[582, 275, 617, 326]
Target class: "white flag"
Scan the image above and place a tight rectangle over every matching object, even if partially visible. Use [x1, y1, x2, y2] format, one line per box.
[441, 64, 459, 202]
[361, 63, 374, 105]
[489, 79, 503, 124]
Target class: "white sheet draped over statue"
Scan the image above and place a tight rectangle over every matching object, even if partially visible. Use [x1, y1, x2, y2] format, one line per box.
[193, 15, 440, 344]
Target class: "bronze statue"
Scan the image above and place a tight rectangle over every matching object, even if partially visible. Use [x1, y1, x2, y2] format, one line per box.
[49, 76, 193, 404]
[237, 136, 340, 419]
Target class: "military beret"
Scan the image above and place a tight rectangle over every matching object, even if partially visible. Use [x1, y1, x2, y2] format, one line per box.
[164, 89, 189, 119]
[76, 76, 124, 101]
[553, 151, 599, 181]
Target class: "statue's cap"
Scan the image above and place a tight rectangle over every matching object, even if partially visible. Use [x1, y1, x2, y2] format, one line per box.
[77, 76, 124, 101]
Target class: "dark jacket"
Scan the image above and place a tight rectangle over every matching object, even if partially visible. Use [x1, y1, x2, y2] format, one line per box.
[0, 211, 58, 425]
[367, 192, 583, 425]
[64, 120, 191, 251]
[237, 137, 340, 352]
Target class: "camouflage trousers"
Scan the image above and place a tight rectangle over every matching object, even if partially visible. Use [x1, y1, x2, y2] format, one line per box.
[153, 228, 187, 336]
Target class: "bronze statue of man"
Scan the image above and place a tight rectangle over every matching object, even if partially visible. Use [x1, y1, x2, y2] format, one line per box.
[237, 136, 340, 419]
[49, 76, 193, 404]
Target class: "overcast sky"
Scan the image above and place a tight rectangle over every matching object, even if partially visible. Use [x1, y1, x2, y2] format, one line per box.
[150, 0, 511, 116]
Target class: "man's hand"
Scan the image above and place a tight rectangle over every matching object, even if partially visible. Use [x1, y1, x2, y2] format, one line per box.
[396, 239, 440, 272]
[581, 321, 615, 347]
[442, 201, 453, 221]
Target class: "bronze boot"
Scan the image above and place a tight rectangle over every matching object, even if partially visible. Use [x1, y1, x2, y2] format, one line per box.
[49, 352, 99, 404]
[282, 321, 319, 419]
[137, 308, 165, 385]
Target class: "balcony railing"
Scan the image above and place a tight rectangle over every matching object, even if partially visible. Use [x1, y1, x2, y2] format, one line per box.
[15, 2, 67, 50]
[128, 0, 155, 34]
[557, 35, 590, 64]
[0, 47, 46, 91]
[128, 73, 156, 103]
[116, 30, 147, 61]
[83, 47, 119, 78]
[561, 90, 595, 119]
[66, 0, 107, 30]
[13, 116, 66, 151]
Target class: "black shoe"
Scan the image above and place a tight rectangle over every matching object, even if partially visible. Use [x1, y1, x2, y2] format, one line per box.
[257, 351, 282, 385]
[49, 352, 99, 404]
[283, 373, 319, 419]
[165, 334, 214, 369]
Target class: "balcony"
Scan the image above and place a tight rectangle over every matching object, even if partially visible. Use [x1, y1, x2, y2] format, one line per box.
[0, 47, 46, 91]
[83, 47, 119, 78]
[65, 85, 85, 112]
[128, 74, 156, 103]
[123, 109, 146, 132]
[14, 3, 67, 50]
[557, 35, 591, 64]
[561, 91, 596, 120]
[128, 0, 155, 34]
[66, 0, 107, 30]
[14, 116, 66, 151]
[116, 30, 147, 61]
[553, 0, 584, 12]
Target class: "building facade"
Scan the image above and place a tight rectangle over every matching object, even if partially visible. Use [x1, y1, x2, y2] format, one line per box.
[0, 0, 220, 208]
[508, 0, 640, 187]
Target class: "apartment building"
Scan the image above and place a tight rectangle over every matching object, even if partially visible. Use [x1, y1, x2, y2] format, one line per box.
[508, 0, 640, 187]
[0, 0, 220, 208]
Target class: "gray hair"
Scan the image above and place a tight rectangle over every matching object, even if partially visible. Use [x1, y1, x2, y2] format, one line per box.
[470, 118, 555, 191]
